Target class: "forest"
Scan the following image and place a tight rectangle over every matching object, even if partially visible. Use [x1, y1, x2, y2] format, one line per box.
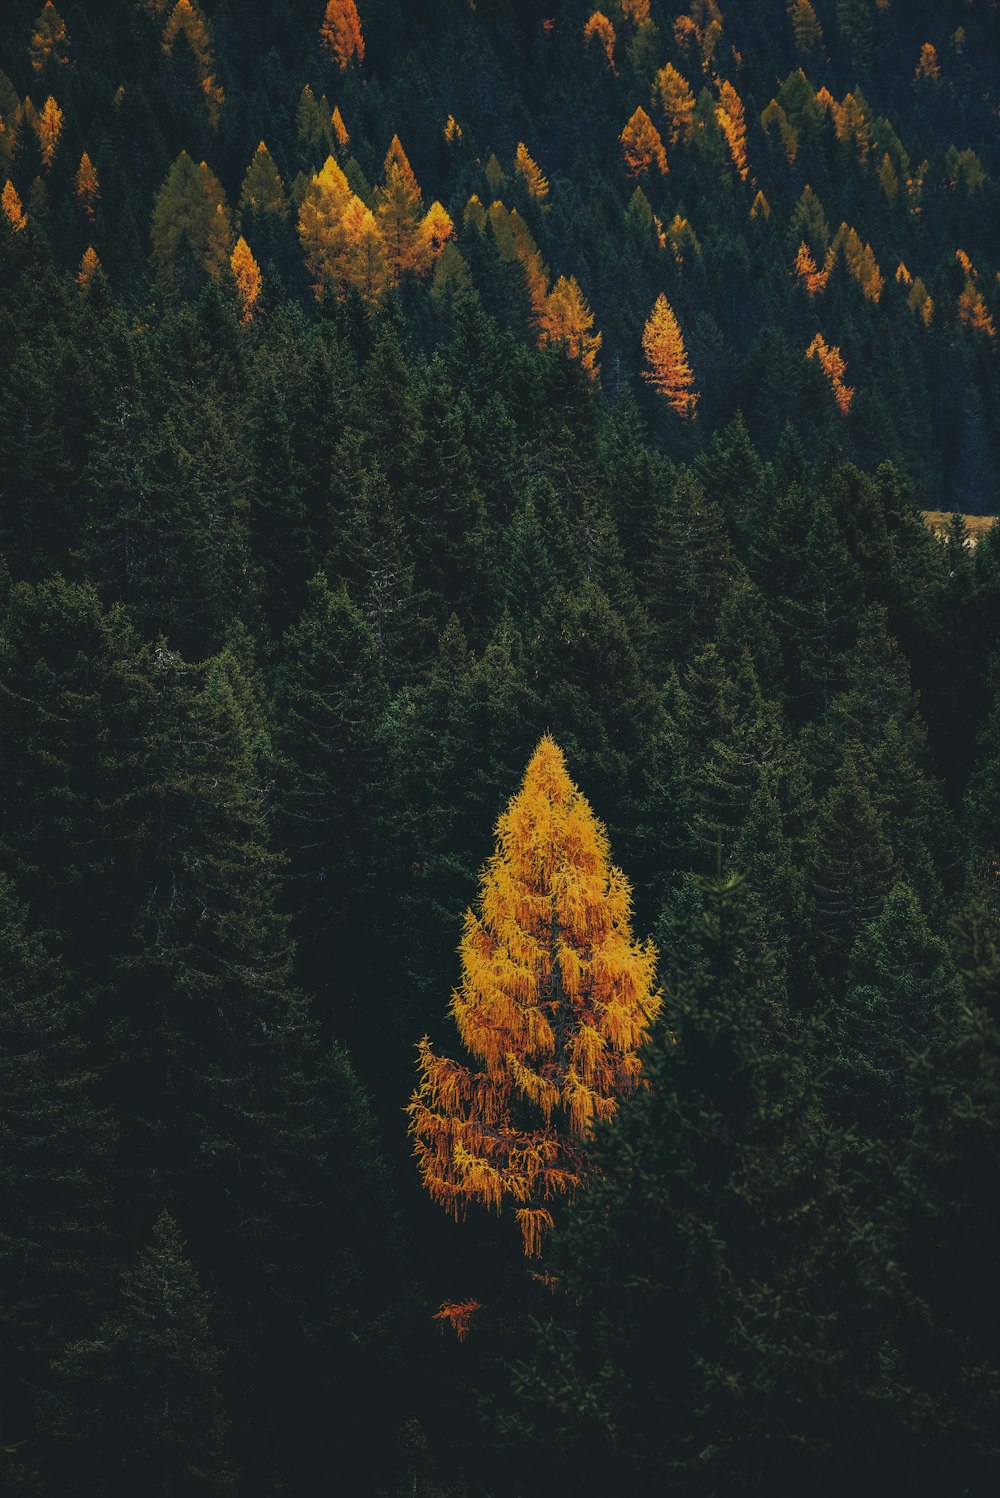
[1, 1, 999, 1494]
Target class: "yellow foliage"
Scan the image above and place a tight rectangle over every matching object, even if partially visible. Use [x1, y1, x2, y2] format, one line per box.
[2, 179, 27, 231]
[162, 1, 222, 125]
[230, 235, 262, 323]
[907, 277, 933, 327]
[652, 63, 695, 145]
[789, 0, 822, 56]
[750, 189, 770, 219]
[76, 245, 101, 289]
[30, 2, 69, 73]
[915, 42, 940, 83]
[75, 151, 100, 220]
[320, 0, 365, 70]
[641, 293, 698, 417]
[538, 274, 602, 379]
[375, 134, 429, 279]
[621, 0, 650, 25]
[794, 240, 830, 294]
[443, 113, 462, 143]
[958, 280, 996, 338]
[806, 332, 853, 413]
[583, 11, 616, 70]
[408, 736, 662, 1257]
[716, 80, 748, 181]
[35, 94, 63, 167]
[895, 261, 912, 286]
[620, 106, 667, 178]
[240, 141, 287, 218]
[515, 141, 550, 202]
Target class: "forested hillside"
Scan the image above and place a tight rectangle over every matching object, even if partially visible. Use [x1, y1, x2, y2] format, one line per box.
[1, 2, 999, 1495]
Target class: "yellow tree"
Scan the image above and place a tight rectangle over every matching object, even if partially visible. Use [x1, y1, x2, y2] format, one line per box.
[35, 95, 63, 167]
[30, 1, 70, 72]
[150, 151, 232, 283]
[230, 235, 262, 322]
[716, 80, 748, 180]
[583, 11, 616, 71]
[914, 42, 940, 84]
[375, 134, 426, 279]
[642, 293, 698, 417]
[320, 0, 365, 70]
[515, 141, 549, 204]
[538, 275, 602, 379]
[621, 0, 651, 25]
[958, 281, 996, 338]
[652, 62, 695, 144]
[77, 245, 101, 289]
[239, 141, 287, 218]
[620, 106, 667, 178]
[75, 150, 100, 221]
[2, 180, 27, 231]
[332, 104, 349, 147]
[408, 736, 661, 1257]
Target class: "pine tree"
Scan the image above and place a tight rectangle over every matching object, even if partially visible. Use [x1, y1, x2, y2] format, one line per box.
[409, 736, 661, 1255]
[239, 141, 287, 219]
[30, 2, 70, 73]
[51, 1211, 235, 1498]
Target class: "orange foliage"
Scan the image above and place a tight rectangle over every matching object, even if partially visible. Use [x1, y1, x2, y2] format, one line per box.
[408, 737, 661, 1257]
[653, 62, 695, 144]
[895, 261, 912, 286]
[443, 114, 462, 143]
[2, 180, 27, 232]
[806, 332, 853, 413]
[794, 240, 830, 294]
[958, 281, 996, 338]
[832, 91, 869, 160]
[332, 105, 349, 147]
[77, 245, 101, 289]
[914, 42, 940, 83]
[230, 235, 262, 323]
[583, 11, 616, 71]
[666, 213, 701, 264]
[35, 95, 63, 166]
[320, 0, 365, 70]
[716, 81, 748, 180]
[515, 142, 550, 202]
[433, 1299, 482, 1342]
[621, 0, 650, 25]
[30, 2, 69, 73]
[832, 222, 883, 302]
[642, 293, 698, 417]
[620, 107, 667, 178]
[75, 151, 100, 221]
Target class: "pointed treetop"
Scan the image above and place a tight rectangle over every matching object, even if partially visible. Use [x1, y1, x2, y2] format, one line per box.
[321, 0, 365, 70]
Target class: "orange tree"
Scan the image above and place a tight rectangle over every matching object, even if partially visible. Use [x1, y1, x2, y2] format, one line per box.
[408, 735, 661, 1255]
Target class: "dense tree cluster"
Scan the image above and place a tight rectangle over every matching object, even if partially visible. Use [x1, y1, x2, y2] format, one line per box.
[1, 2, 1000, 1495]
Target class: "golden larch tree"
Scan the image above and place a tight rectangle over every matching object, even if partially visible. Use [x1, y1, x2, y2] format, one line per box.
[538, 275, 602, 379]
[716, 81, 748, 180]
[35, 95, 63, 167]
[230, 235, 262, 322]
[621, 0, 651, 26]
[958, 281, 996, 339]
[806, 332, 854, 413]
[794, 239, 830, 295]
[320, 0, 365, 70]
[375, 134, 426, 278]
[914, 42, 940, 84]
[30, 1, 69, 72]
[642, 293, 698, 417]
[332, 105, 349, 147]
[750, 189, 770, 218]
[2, 180, 27, 231]
[75, 151, 100, 221]
[443, 113, 462, 144]
[515, 142, 549, 203]
[620, 106, 667, 178]
[408, 735, 661, 1257]
[583, 11, 616, 71]
[77, 245, 101, 289]
[239, 141, 288, 218]
[652, 62, 695, 144]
